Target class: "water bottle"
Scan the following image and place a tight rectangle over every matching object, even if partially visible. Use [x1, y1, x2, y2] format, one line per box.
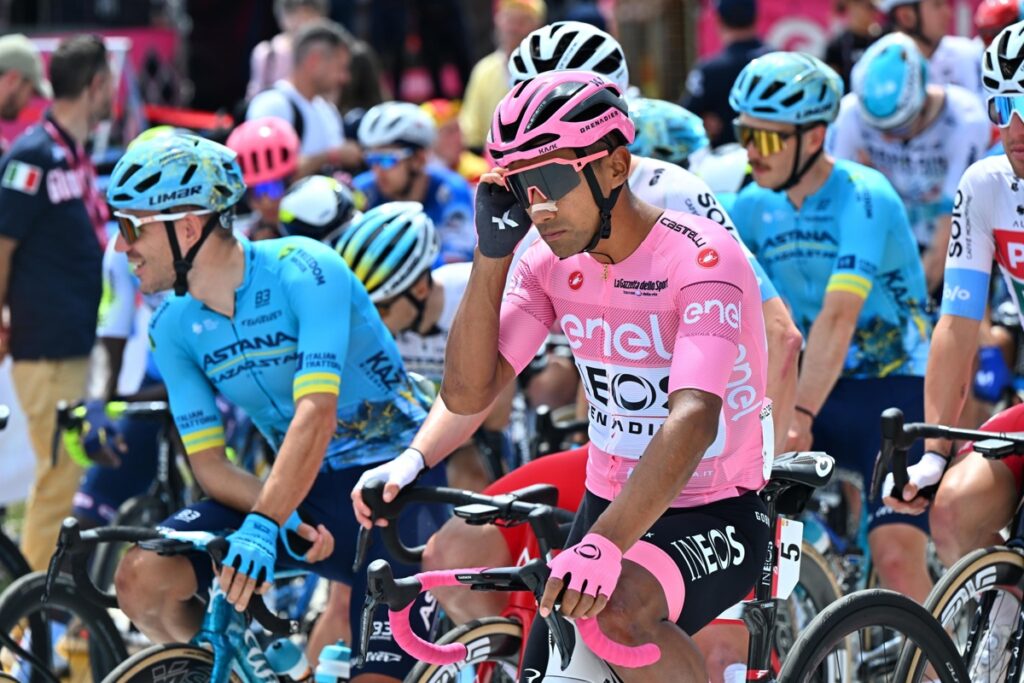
[265, 637, 312, 681]
[315, 640, 352, 682]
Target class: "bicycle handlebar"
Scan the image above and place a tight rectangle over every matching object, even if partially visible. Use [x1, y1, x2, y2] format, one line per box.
[353, 479, 572, 572]
[359, 558, 660, 670]
[870, 407, 1024, 502]
[48, 518, 297, 636]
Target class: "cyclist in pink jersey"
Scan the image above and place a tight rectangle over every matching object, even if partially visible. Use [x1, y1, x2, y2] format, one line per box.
[353, 70, 772, 680]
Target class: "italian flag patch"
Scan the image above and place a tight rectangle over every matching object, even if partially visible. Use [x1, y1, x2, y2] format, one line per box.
[2, 160, 42, 195]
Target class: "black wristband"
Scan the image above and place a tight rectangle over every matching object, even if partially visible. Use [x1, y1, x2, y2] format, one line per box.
[795, 405, 816, 420]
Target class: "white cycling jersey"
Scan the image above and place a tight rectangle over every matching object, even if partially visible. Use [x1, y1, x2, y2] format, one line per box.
[928, 35, 984, 97]
[392, 261, 471, 384]
[942, 155, 1024, 323]
[827, 84, 989, 247]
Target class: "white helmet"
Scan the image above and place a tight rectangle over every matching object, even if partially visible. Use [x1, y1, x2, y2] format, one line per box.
[852, 33, 928, 131]
[983, 20, 1024, 96]
[357, 101, 437, 149]
[507, 21, 630, 94]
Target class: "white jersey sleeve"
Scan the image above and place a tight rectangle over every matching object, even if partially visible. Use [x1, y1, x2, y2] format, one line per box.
[941, 156, 999, 320]
[96, 238, 138, 339]
[929, 36, 984, 97]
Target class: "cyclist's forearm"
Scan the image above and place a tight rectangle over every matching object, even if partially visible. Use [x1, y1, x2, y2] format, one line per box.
[794, 305, 859, 414]
[192, 452, 264, 512]
[588, 390, 720, 551]
[97, 336, 127, 400]
[923, 216, 952, 294]
[254, 395, 336, 523]
[763, 297, 802, 450]
[923, 314, 980, 454]
[441, 250, 514, 414]
[411, 393, 497, 468]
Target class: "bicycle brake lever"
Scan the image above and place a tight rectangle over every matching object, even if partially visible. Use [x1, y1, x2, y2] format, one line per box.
[354, 592, 380, 669]
[353, 525, 371, 573]
[542, 609, 574, 670]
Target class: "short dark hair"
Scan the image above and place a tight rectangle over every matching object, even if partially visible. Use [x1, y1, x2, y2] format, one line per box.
[293, 20, 355, 67]
[50, 34, 108, 100]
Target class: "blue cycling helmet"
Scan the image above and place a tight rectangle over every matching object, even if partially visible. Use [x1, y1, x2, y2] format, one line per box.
[108, 133, 247, 295]
[108, 132, 246, 212]
[729, 52, 843, 125]
[852, 33, 928, 132]
[627, 98, 709, 168]
[336, 201, 440, 306]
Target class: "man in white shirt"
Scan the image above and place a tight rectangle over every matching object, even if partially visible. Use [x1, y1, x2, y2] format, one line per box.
[245, 0, 329, 99]
[247, 20, 361, 176]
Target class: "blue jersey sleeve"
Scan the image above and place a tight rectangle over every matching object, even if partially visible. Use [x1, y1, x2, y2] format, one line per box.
[148, 301, 225, 456]
[278, 240, 349, 401]
[825, 169, 893, 300]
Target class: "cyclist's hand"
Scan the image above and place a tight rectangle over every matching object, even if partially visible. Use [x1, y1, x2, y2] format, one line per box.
[220, 512, 278, 610]
[881, 450, 947, 515]
[785, 411, 813, 452]
[540, 533, 622, 620]
[974, 345, 1012, 403]
[81, 400, 127, 467]
[279, 510, 335, 563]
[475, 170, 530, 258]
[351, 447, 426, 529]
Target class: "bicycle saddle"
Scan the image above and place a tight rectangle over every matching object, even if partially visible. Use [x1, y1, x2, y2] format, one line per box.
[769, 451, 834, 491]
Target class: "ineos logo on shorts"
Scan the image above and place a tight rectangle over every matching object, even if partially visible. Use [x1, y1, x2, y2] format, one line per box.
[575, 543, 601, 560]
[568, 271, 584, 290]
[697, 247, 720, 268]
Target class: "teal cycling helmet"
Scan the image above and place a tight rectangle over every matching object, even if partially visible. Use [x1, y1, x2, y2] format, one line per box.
[336, 201, 440, 311]
[852, 33, 928, 132]
[107, 133, 246, 295]
[627, 97, 709, 168]
[729, 52, 843, 126]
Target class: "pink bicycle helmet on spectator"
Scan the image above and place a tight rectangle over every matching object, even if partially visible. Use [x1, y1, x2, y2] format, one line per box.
[487, 70, 635, 251]
[226, 117, 300, 186]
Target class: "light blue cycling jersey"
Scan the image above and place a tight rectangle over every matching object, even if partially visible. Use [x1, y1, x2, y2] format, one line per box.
[148, 236, 427, 469]
[731, 159, 932, 378]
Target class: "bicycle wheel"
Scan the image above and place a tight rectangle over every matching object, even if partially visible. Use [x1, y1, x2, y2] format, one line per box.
[775, 543, 846, 662]
[777, 589, 970, 683]
[405, 617, 522, 683]
[0, 532, 29, 597]
[89, 495, 169, 592]
[0, 571, 126, 682]
[103, 643, 244, 682]
[894, 546, 1024, 683]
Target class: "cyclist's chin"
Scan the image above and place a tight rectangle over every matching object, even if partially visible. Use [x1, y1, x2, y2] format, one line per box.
[1006, 148, 1024, 178]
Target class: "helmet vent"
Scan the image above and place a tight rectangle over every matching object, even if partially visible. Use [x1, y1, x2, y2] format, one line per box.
[134, 172, 161, 193]
[761, 80, 785, 101]
[781, 91, 803, 108]
[119, 163, 143, 183]
[181, 164, 197, 185]
[594, 51, 623, 79]
[567, 35, 603, 69]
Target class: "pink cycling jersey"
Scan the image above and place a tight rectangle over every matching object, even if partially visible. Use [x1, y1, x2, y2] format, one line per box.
[499, 209, 771, 507]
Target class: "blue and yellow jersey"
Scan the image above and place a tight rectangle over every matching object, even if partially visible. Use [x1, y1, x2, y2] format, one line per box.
[148, 236, 426, 469]
[731, 159, 932, 378]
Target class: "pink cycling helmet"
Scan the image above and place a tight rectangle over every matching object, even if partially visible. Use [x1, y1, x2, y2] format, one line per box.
[226, 117, 300, 186]
[487, 70, 635, 165]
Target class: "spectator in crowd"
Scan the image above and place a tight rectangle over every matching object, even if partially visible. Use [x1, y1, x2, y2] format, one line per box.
[975, 0, 1022, 46]
[0, 35, 51, 125]
[882, 0, 984, 95]
[247, 19, 361, 176]
[0, 34, 113, 572]
[459, 0, 546, 152]
[337, 39, 388, 116]
[682, 0, 768, 147]
[825, 0, 885, 91]
[354, 101, 476, 264]
[419, 99, 489, 184]
[246, 0, 329, 99]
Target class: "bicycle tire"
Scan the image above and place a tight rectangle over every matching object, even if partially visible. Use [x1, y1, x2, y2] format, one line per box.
[405, 617, 522, 683]
[102, 643, 244, 682]
[775, 543, 846, 661]
[894, 546, 1024, 682]
[0, 532, 29, 596]
[0, 571, 127, 682]
[90, 495, 169, 592]
[777, 589, 970, 683]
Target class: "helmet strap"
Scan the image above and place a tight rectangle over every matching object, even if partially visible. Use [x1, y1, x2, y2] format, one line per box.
[401, 270, 438, 335]
[778, 125, 824, 192]
[165, 213, 223, 296]
[578, 150, 625, 254]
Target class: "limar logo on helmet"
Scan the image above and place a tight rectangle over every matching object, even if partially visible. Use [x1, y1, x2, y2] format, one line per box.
[148, 185, 202, 206]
